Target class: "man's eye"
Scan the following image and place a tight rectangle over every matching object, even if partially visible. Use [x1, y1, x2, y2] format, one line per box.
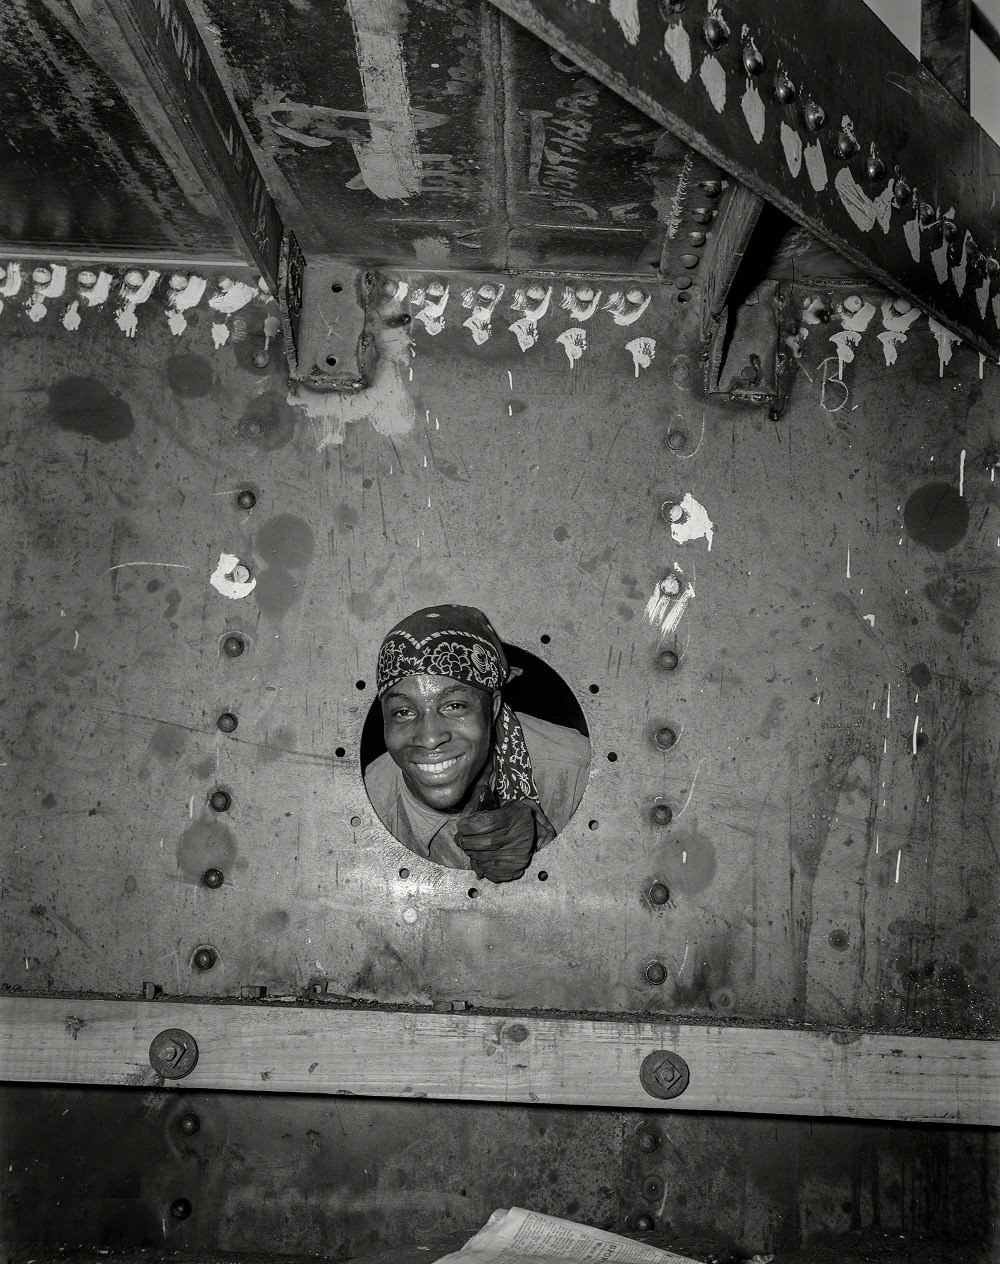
[442, 702, 467, 712]
[391, 708, 414, 720]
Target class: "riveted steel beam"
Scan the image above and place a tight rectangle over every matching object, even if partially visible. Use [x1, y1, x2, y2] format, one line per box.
[484, 0, 1000, 358]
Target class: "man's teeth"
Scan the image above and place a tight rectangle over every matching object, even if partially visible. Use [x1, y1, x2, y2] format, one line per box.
[414, 755, 460, 772]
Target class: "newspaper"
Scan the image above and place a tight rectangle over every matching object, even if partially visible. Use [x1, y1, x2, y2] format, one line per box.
[433, 1207, 699, 1264]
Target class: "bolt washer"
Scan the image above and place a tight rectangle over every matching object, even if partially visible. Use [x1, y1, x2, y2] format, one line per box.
[639, 1049, 690, 1100]
[149, 1028, 199, 1079]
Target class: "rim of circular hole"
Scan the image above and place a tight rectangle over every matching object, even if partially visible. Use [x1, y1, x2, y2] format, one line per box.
[335, 746, 346, 758]
[539, 633, 551, 644]
[356, 679, 367, 690]
[589, 683, 599, 693]
[588, 819, 599, 830]
[607, 751, 619, 762]
[468, 887, 480, 898]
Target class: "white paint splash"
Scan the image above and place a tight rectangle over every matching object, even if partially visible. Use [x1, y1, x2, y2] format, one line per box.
[609, 0, 640, 44]
[951, 231, 969, 296]
[834, 169, 893, 233]
[115, 270, 160, 338]
[930, 232, 950, 284]
[166, 274, 208, 335]
[839, 295, 877, 333]
[663, 22, 692, 81]
[461, 283, 505, 345]
[62, 301, 82, 332]
[927, 317, 961, 376]
[560, 286, 601, 321]
[645, 567, 694, 637]
[877, 298, 921, 365]
[741, 81, 766, 143]
[626, 336, 656, 377]
[959, 448, 966, 496]
[804, 141, 828, 192]
[903, 213, 921, 263]
[208, 279, 256, 314]
[209, 553, 257, 600]
[263, 314, 282, 352]
[508, 286, 552, 351]
[780, 122, 802, 178]
[556, 327, 587, 366]
[412, 284, 450, 335]
[670, 492, 715, 550]
[78, 270, 114, 308]
[603, 290, 650, 326]
[211, 323, 231, 349]
[700, 56, 727, 113]
[25, 265, 67, 322]
[0, 262, 22, 315]
[975, 273, 991, 319]
[345, 0, 421, 199]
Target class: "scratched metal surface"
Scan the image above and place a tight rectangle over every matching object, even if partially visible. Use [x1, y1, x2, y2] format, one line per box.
[198, 0, 669, 271]
[0, 261, 998, 1035]
[0, 1, 239, 257]
[2, 1084, 997, 1256]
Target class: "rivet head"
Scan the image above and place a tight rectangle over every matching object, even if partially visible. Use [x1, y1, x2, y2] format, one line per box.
[168, 274, 189, 291]
[703, 15, 728, 47]
[216, 712, 238, 733]
[209, 789, 231, 813]
[674, 276, 693, 290]
[636, 1127, 660, 1153]
[178, 1113, 200, 1136]
[236, 489, 256, 510]
[804, 100, 826, 130]
[644, 960, 667, 985]
[633, 1213, 655, 1232]
[647, 881, 670, 906]
[678, 253, 699, 269]
[865, 152, 886, 181]
[229, 563, 252, 584]
[641, 1175, 664, 1201]
[170, 1198, 192, 1220]
[892, 178, 912, 207]
[426, 280, 446, 298]
[526, 283, 547, 301]
[201, 867, 224, 889]
[828, 928, 849, 950]
[941, 219, 958, 242]
[654, 726, 677, 751]
[700, 179, 723, 198]
[193, 947, 216, 971]
[774, 74, 796, 103]
[690, 206, 714, 224]
[656, 649, 679, 671]
[918, 202, 936, 226]
[251, 349, 270, 369]
[651, 803, 673, 826]
[575, 285, 596, 302]
[986, 257, 1000, 278]
[741, 44, 764, 75]
[835, 132, 858, 159]
[659, 574, 682, 597]
[665, 428, 688, 451]
[222, 635, 246, 658]
[686, 230, 706, 247]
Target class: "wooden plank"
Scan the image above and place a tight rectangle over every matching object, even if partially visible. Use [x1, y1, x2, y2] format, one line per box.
[921, 0, 972, 107]
[1, 998, 997, 1125]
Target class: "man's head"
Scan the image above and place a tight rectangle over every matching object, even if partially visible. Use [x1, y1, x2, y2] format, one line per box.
[376, 606, 509, 812]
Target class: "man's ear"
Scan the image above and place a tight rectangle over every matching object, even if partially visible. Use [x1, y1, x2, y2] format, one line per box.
[491, 690, 502, 721]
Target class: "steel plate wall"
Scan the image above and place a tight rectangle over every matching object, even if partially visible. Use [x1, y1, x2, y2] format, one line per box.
[0, 262, 997, 1034]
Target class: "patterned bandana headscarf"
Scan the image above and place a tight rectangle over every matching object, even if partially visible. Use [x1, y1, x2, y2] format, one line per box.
[376, 605, 540, 805]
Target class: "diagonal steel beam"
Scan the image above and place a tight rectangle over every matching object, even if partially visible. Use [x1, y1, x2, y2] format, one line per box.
[484, 0, 1000, 358]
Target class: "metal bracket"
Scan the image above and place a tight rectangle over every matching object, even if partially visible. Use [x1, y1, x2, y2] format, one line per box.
[703, 279, 795, 417]
[279, 238, 380, 392]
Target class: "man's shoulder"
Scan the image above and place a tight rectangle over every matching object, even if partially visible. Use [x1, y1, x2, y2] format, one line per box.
[515, 711, 590, 769]
[363, 750, 399, 802]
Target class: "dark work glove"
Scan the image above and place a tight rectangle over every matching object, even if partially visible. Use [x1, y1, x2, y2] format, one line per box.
[456, 798, 556, 884]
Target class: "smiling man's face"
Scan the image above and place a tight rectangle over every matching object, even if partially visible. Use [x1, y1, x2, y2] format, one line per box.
[381, 673, 500, 811]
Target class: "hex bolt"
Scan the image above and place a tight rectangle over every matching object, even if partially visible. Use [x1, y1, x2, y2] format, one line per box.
[774, 74, 796, 103]
[656, 649, 679, 672]
[651, 803, 673, 826]
[742, 43, 765, 75]
[647, 882, 670, 906]
[202, 868, 224, 889]
[193, 947, 217, 971]
[178, 1113, 200, 1136]
[149, 1028, 199, 1079]
[159, 1042, 180, 1063]
[636, 1127, 660, 1153]
[639, 1049, 691, 1100]
[235, 489, 256, 511]
[209, 789, 231, 813]
[641, 1175, 664, 1201]
[804, 100, 826, 130]
[217, 712, 238, 733]
[170, 1198, 192, 1220]
[222, 635, 246, 658]
[654, 726, 677, 751]
[644, 960, 667, 986]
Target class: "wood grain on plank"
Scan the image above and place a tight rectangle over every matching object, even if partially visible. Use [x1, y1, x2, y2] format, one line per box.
[1, 998, 997, 1124]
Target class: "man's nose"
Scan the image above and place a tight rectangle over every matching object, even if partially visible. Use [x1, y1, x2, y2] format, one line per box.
[412, 712, 450, 748]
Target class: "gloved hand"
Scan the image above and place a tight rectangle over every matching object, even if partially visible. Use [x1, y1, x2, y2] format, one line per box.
[456, 797, 556, 883]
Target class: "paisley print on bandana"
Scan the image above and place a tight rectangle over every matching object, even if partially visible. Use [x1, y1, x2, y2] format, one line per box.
[376, 605, 539, 805]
